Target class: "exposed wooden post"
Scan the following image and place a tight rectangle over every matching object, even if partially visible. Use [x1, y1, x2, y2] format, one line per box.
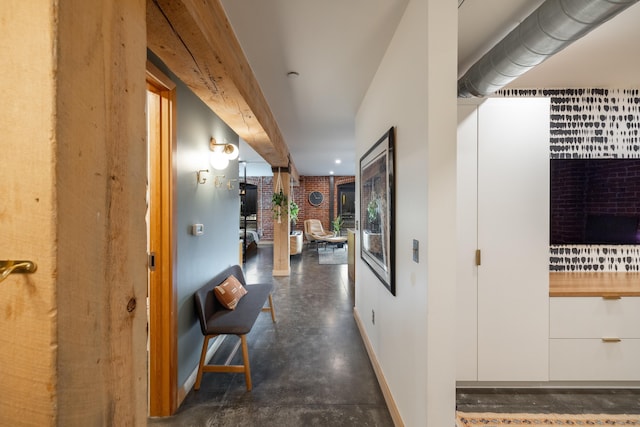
[272, 169, 291, 276]
[1, 1, 147, 425]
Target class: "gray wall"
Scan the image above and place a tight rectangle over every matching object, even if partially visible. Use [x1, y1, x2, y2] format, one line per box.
[148, 51, 241, 386]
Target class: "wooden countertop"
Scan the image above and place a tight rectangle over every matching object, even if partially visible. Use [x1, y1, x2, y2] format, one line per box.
[549, 272, 640, 297]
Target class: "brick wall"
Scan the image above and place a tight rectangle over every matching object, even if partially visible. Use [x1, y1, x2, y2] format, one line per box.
[551, 159, 640, 243]
[301, 176, 332, 232]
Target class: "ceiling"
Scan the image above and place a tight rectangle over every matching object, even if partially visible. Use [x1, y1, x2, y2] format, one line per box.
[221, 0, 640, 177]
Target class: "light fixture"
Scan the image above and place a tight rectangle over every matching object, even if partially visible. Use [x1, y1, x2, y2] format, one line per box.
[335, 159, 341, 164]
[209, 137, 239, 170]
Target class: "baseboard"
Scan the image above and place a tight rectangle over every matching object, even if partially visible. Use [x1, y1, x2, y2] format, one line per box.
[177, 335, 227, 406]
[353, 307, 404, 427]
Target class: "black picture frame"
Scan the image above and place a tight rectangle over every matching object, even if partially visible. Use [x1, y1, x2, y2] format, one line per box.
[360, 127, 395, 295]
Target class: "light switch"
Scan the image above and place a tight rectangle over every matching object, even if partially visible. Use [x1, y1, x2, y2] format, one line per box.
[412, 239, 419, 263]
[191, 224, 204, 236]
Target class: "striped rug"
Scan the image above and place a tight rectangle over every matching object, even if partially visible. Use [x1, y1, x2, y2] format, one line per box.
[456, 411, 640, 426]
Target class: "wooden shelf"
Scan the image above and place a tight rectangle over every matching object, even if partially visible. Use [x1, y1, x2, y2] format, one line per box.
[549, 272, 640, 297]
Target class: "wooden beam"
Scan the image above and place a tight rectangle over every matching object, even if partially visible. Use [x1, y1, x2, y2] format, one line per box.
[147, 0, 295, 172]
[288, 159, 300, 185]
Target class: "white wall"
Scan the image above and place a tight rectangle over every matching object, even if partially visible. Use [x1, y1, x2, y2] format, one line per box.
[355, 0, 457, 425]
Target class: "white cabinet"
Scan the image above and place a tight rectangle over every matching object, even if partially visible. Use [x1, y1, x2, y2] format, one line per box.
[456, 103, 479, 380]
[549, 297, 640, 381]
[457, 98, 550, 382]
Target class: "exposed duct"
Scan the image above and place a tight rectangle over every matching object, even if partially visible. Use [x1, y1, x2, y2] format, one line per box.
[458, 0, 639, 98]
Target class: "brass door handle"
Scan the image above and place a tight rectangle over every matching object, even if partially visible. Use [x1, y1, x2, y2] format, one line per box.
[0, 260, 37, 283]
[601, 337, 622, 343]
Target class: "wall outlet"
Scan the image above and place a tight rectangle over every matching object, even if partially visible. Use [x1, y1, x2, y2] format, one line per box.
[371, 309, 375, 325]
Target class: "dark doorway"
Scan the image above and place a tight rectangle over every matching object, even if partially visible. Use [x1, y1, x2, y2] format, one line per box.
[337, 183, 356, 230]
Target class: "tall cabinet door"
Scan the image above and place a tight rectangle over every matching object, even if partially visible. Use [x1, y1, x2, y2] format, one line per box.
[456, 102, 480, 380]
[476, 97, 550, 381]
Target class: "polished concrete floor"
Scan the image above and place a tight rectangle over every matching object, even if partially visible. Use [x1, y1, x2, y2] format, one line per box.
[149, 243, 394, 426]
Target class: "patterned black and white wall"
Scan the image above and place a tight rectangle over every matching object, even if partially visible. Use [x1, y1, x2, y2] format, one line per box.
[498, 88, 640, 272]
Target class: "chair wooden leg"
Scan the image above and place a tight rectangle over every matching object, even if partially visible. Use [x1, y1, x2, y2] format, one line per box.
[268, 294, 276, 323]
[262, 294, 277, 323]
[194, 335, 212, 390]
[240, 334, 252, 391]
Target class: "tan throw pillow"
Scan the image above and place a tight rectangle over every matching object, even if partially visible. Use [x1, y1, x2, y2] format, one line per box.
[214, 274, 248, 310]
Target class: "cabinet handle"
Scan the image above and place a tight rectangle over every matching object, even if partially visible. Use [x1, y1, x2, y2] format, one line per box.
[601, 337, 621, 343]
[602, 295, 621, 300]
[475, 249, 481, 266]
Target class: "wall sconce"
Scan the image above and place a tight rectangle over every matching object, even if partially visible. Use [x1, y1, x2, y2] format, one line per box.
[209, 137, 239, 170]
[196, 169, 209, 185]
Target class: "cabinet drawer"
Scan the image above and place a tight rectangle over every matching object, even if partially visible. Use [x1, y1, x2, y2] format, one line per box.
[549, 297, 640, 338]
[550, 338, 640, 381]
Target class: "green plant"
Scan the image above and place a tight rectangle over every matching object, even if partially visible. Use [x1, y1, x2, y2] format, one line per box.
[289, 200, 299, 225]
[367, 198, 378, 223]
[271, 189, 288, 222]
[331, 216, 343, 234]
[367, 196, 381, 233]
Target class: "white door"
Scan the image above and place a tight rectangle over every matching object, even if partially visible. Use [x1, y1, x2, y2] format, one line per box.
[476, 97, 550, 381]
[456, 101, 480, 380]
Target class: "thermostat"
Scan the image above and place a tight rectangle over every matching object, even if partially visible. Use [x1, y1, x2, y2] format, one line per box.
[191, 224, 204, 236]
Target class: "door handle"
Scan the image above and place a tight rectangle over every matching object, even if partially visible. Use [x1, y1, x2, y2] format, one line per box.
[148, 252, 156, 271]
[0, 260, 37, 284]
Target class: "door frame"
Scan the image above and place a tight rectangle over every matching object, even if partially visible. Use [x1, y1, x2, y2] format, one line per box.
[146, 61, 178, 416]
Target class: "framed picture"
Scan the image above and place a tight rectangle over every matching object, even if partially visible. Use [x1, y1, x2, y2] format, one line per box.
[360, 127, 395, 295]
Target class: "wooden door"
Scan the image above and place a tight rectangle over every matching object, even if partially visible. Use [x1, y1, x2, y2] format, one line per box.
[146, 62, 178, 415]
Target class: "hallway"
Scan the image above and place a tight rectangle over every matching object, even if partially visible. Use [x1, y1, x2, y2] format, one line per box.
[149, 243, 394, 426]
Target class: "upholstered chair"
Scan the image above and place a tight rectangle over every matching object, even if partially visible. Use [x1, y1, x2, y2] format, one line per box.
[303, 219, 334, 248]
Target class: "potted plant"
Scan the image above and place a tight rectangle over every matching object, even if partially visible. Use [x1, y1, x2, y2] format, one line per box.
[271, 189, 288, 223]
[331, 215, 343, 236]
[289, 200, 299, 231]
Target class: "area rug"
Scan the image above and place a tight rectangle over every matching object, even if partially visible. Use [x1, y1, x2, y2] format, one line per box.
[456, 411, 640, 426]
[318, 246, 348, 265]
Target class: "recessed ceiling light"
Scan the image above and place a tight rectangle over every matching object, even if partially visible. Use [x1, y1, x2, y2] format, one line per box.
[335, 159, 341, 164]
[286, 71, 299, 78]
[329, 171, 334, 175]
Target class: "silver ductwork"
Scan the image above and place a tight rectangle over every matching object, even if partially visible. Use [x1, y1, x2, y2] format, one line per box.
[458, 0, 639, 98]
